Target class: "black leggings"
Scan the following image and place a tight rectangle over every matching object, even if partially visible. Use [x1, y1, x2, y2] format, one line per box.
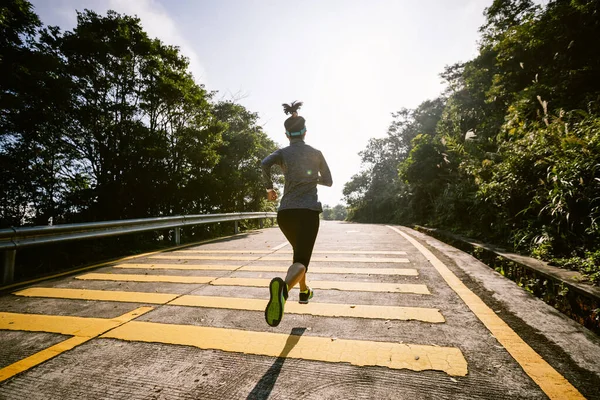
[277, 209, 320, 271]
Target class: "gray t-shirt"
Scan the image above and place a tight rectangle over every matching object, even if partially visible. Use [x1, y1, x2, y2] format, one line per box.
[261, 138, 333, 212]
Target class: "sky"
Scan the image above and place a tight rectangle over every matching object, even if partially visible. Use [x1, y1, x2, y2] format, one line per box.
[30, 0, 515, 207]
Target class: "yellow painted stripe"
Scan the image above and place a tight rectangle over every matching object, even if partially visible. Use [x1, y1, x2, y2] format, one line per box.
[0, 311, 121, 337]
[101, 321, 467, 376]
[177, 250, 271, 254]
[75, 273, 430, 294]
[281, 250, 408, 255]
[171, 295, 444, 322]
[152, 255, 410, 263]
[263, 256, 410, 263]
[114, 263, 418, 276]
[0, 307, 153, 382]
[152, 255, 259, 261]
[388, 226, 585, 400]
[76, 273, 213, 284]
[114, 263, 241, 271]
[14, 287, 178, 304]
[178, 250, 408, 255]
[240, 265, 418, 276]
[0, 336, 90, 382]
[11, 288, 441, 322]
[211, 277, 430, 294]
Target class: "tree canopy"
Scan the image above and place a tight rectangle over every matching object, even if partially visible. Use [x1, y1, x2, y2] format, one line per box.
[0, 2, 278, 228]
[343, 0, 600, 283]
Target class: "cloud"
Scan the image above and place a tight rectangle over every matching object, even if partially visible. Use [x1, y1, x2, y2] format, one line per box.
[107, 0, 206, 84]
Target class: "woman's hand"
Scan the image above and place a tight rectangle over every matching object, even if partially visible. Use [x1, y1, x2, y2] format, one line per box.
[267, 189, 278, 202]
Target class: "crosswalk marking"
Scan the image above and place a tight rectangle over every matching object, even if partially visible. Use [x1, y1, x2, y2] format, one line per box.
[14, 287, 178, 304]
[112, 263, 419, 276]
[210, 277, 431, 294]
[101, 321, 467, 376]
[0, 307, 153, 382]
[114, 263, 240, 271]
[177, 250, 271, 254]
[77, 273, 213, 284]
[152, 255, 259, 261]
[76, 273, 431, 294]
[267, 256, 411, 263]
[1, 237, 480, 385]
[13, 288, 444, 322]
[281, 250, 408, 255]
[177, 250, 408, 255]
[0, 311, 123, 336]
[152, 255, 410, 263]
[171, 295, 443, 322]
[240, 265, 417, 275]
[0, 336, 89, 382]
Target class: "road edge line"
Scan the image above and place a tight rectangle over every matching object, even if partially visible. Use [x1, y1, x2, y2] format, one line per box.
[387, 225, 585, 400]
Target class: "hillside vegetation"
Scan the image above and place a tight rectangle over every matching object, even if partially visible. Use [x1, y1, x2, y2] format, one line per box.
[343, 0, 600, 284]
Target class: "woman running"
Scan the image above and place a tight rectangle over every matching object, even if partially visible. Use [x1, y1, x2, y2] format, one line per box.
[262, 101, 333, 327]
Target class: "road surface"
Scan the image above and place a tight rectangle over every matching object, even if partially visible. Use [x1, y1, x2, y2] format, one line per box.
[1, 222, 599, 399]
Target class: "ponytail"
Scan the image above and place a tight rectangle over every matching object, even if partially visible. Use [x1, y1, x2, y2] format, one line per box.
[282, 101, 303, 116]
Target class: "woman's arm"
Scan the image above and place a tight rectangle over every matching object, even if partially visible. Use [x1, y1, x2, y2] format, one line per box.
[261, 150, 282, 190]
[318, 152, 333, 187]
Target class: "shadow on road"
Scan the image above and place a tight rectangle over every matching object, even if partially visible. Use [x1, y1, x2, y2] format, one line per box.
[246, 327, 307, 400]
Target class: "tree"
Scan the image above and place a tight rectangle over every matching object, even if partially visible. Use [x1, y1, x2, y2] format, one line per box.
[332, 204, 347, 221]
[0, 0, 74, 226]
[2, 2, 277, 228]
[322, 204, 347, 221]
[322, 205, 333, 220]
[344, 99, 445, 223]
[206, 101, 278, 214]
[57, 10, 224, 220]
[346, 0, 600, 278]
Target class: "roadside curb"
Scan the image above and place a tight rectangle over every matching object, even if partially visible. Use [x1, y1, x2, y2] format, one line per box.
[414, 225, 600, 335]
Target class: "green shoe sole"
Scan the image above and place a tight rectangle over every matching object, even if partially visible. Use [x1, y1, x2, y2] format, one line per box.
[265, 277, 286, 327]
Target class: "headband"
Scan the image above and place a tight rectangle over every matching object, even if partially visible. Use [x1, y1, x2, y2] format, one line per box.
[286, 127, 307, 137]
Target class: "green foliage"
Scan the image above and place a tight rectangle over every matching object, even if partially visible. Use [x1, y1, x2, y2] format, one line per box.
[345, 0, 600, 283]
[322, 204, 348, 221]
[552, 251, 600, 285]
[475, 110, 600, 256]
[0, 1, 277, 227]
[208, 101, 278, 214]
[343, 99, 445, 224]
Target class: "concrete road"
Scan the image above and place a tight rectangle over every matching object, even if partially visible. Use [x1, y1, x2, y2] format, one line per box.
[0, 222, 599, 399]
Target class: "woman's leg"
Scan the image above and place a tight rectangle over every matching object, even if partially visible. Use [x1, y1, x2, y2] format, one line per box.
[281, 209, 320, 291]
[277, 210, 307, 290]
[266, 210, 319, 326]
[285, 262, 307, 290]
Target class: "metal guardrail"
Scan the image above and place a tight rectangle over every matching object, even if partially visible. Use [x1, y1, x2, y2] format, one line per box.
[0, 212, 276, 285]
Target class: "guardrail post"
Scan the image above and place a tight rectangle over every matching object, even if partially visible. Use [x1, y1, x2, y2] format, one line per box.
[259, 219, 264, 229]
[2, 250, 16, 285]
[174, 227, 181, 245]
[234, 221, 239, 234]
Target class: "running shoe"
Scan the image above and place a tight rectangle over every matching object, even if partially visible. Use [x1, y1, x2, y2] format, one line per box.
[299, 287, 314, 304]
[265, 277, 288, 327]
